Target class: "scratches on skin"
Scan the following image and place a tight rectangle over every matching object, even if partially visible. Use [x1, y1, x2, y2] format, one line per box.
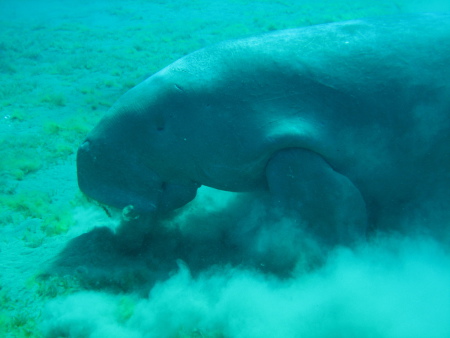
[174, 84, 185, 92]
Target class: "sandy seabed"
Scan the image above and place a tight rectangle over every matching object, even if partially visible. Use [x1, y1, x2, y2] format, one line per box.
[1, 0, 450, 337]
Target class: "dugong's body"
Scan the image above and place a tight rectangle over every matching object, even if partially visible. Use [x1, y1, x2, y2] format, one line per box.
[77, 14, 450, 244]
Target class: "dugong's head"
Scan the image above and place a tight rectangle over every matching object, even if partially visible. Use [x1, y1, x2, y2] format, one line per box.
[76, 74, 201, 214]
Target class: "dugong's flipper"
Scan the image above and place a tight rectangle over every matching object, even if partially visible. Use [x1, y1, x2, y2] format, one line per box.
[266, 149, 368, 245]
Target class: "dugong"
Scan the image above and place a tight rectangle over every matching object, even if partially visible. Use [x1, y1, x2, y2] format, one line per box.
[77, 13, 450, 244]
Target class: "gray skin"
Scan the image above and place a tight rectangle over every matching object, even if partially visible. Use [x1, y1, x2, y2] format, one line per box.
[77, 13, 450, 244]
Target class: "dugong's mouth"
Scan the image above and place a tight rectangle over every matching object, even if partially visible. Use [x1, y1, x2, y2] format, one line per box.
[76, 140, 199, 214]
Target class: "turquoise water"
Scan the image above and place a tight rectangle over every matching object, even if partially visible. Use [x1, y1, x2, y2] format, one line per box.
[1, 1, 450, 337]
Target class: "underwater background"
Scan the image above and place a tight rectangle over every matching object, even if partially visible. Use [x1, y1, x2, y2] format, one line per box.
[1, 0, 450, 337]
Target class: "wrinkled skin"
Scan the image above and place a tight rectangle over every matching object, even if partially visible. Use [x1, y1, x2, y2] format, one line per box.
[77, 14, 450, 244]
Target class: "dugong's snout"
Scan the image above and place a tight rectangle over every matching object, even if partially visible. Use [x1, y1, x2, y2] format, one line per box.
[77, 139, 158, 213]
[76, 139, 199, 214]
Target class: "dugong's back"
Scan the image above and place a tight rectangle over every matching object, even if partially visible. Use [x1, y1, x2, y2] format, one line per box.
[175, 13, 450, 186]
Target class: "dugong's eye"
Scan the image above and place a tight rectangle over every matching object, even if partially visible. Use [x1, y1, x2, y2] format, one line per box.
[152, 114, 166, 132]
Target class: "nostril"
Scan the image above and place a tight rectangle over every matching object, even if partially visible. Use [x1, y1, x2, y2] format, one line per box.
[79, 140, 91, 152]
[77, 141, 96, 165]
